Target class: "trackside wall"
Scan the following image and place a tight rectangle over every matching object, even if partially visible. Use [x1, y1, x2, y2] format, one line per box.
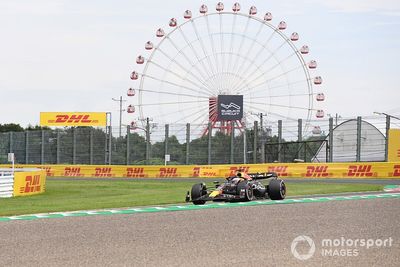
[0, 162, 399, 179]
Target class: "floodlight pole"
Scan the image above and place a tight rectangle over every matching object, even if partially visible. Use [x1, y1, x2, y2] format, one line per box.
[112, 96, 127, 137]
[374, 111, 400, 161]
[251, 112, 267, 163]
[132, 117, 153, 165]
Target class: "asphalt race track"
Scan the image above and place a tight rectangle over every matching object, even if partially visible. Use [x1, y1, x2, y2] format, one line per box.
[1, 196, 399, 266]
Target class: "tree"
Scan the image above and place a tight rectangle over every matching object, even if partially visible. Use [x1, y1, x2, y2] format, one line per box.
[151, 135, 185, 164]
[25, 125, 51, 131]
[0, 123, 24, 132]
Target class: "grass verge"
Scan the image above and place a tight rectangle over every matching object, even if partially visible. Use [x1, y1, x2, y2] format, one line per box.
[0, 180, 384, 216]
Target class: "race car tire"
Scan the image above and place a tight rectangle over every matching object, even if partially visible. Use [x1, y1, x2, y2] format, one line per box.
[268, 179, 286, 200]
[237, 181, 253, 201]
[191, 183, 207, 205]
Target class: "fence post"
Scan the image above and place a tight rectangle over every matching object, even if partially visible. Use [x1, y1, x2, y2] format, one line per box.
[230, 121, 234, 164]
[356, 116, 362, 162]
[104, 127, 108, 164]
[385, 115, 390, 162]
[9, 132, 13, 154]
[72, 128, 76, 164]
[25, 131, 29, 164]
[165, 124, 169, 159]
[186, 123, 190, 165]
[108, 126, 112, 165]
[126, 126, 130, 165]
[260, 114, 265, 163]
[243, 129, 247, 164]
[90, 128, 94, 165]
[41, 130, 45, 164]
[278, 120, 282, 162]
[298, 119, 302, 160]
[329, 117, 334, 162]
[208, 122, 212, 165]
[56, 129, 60, 164]
[253, 121, 258, 164]
[146, 118, 150, 165]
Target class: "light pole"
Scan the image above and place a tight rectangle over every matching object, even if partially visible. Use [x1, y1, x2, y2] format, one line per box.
[327, 113, 342, 127]
[112, 96, 127, 137]
[131, 117, 154, 165]
[374, 111, 400, 161]
[374, 112, 400, 121]
[251, 112, 268, 163]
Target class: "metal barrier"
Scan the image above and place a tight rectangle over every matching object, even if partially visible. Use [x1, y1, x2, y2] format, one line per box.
[0, 115, 398, 165]
[0, 168, 47, 198]
[0, 169, 13, 198]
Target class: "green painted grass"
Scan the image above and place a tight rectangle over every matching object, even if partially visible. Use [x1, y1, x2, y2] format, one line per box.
[0, 179, 384, 216]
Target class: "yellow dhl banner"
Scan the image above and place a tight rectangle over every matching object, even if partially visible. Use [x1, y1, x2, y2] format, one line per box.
[3, 162, 400, 179]
[388, 129, 400, 162]
[40, 112, 107, 127]
[13, 170, 47, 196]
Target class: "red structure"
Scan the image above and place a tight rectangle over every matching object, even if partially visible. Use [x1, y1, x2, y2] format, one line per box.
[202, 97, 245, 136]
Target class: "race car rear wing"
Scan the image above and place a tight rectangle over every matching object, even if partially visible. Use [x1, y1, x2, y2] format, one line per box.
[247, 172, 278, 180]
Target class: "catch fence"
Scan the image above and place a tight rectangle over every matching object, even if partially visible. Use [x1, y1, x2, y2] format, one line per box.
[0, 115, 397, 165]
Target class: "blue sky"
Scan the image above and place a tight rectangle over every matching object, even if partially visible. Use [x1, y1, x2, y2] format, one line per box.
[0, 0, 399, 128]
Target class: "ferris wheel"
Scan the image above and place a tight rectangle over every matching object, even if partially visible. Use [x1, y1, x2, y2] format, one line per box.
[127, 2, 325, 135]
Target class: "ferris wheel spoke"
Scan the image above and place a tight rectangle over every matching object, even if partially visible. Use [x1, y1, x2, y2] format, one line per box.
[231, 21, 264, 77]
[230, 56, 269, 94]
[138, 99, 208, 107]
[231, 31, 284, 92]
[234, 50, 298, 94]
[232, 40, 293, 92]
[245, 80, 311, 98]
[156, 47, 214, 93]
[136, 86, 209, 99]
[208, 50, 267, 95]
[165, 36, 215, 91]
[147, 56, 213, 97]
[246, 51, 297, 86]
[190, 20, 222, 94]
[253, 92, 313, 99]
[245, 100, 313, 111]
[228, 16, 251, 91]
[204, 16, 220, 77]
[172, 105, 209, 125]
[231, 26, 277, 86]
[142, 62, 216, 95]
[218, 14, 225, 76]
[231, 42, 288, 93]
[168, 102, 207, 121]
[237, 65, 303, 95]
[177, 28, 219, 92]
[225, 13, 238, 90]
